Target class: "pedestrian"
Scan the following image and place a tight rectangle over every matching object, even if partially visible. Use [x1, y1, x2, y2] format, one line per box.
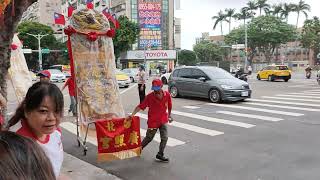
[0, 131, 56, 180]
[0, 88, 6, 130]
[62, 76, 77, 116]
[128, 79, 172, 162]
[137, 65, 146, 103]
[247, 65, 252, 75]
[7, 82, 64, 177]
[38, 70, 51, 83]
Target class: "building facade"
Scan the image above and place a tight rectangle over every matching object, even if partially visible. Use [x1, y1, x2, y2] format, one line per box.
[21, 0, 62, 32]
[114, 0, 177, 71]
[196, 32, 316, 71]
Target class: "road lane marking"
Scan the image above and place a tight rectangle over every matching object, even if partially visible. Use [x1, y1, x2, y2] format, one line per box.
[262, 96, 320, 103]
[183, 106, 200, 109]
[247, 99, 320, 107]
[120, 83, 138, 95]
[276, 94, 320, 99]
[60, 122, 185, 147]
[137, 113, 224, 137]
[172, 110, 255, 128]
[139, 129, 185, 147]
[287, 92, 320, 96]
[304, 90, 320, 93]
[244, 102, 320, 112]
[207, 103, 304, 117]
[216, 111, 283, 122]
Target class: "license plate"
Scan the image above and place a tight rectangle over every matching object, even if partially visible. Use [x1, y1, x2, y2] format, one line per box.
[241, 91, 249, 97]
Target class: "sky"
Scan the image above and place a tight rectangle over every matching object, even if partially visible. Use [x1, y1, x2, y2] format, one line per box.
[174, 0, 320, 50]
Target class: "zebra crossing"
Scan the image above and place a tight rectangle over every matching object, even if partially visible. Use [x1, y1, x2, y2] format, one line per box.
[60, 88, 320, 149]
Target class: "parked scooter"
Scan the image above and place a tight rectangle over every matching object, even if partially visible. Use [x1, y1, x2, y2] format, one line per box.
[235, 68, 248, 82]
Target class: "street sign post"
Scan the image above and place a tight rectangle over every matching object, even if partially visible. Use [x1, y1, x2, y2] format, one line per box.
[232, 44, 245, 50]
[41, 48, 50, 54]
[22, 49, 32, 54]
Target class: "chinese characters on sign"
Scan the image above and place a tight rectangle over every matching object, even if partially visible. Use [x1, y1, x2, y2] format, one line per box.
[95, 117, 142, 161]
[138, 0, 162, 48]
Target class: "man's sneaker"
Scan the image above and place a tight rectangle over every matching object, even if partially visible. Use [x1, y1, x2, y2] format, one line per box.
[156, 154, 169, 162]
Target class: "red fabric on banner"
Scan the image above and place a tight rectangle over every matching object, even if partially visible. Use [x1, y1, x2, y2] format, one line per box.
[95, 117, 141, 155]
[68, 6, 74, 17]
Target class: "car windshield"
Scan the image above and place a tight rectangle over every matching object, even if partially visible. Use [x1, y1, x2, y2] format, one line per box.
[276, 66, 289, 70]
[48, 69, 62, 74]
[201, 67, 235, 79]
[116, 69, 125, 75]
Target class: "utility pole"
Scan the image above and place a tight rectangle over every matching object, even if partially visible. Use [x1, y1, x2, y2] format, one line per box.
[26, 33, 49, 71]
[244, 21, 248, 72]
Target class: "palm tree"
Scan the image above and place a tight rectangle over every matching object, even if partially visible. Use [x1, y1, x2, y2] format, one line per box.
[212, 10, 228, 36]
[246, 0, 258, 18]
[292, 0, 311, 28]
[280, 3, 295, 23]
[256, 0, 270, 16]
[235, 7, 254, 25]
[271, 4, 283, 18]
[225, 8, 236, 33]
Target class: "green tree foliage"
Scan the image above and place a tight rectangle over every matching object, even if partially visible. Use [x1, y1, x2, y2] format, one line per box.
[247, 16, 296, 62]
[193, 41, 224, 63]
[177, 50, 197, 66]
[225, 16, 296, 63]
[225, 26, 257, 63]
[301, 17, 320, 63]
[17, 21, 67, 70]
[113, 15, 140, 60]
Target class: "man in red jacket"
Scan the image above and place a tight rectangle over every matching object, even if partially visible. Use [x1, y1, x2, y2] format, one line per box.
[62, 76, 77, 116]
[129, 79, 172, 162]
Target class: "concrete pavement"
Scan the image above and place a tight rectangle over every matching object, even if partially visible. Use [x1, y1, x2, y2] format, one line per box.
[62, 152, 121, 180]
[60, 116, 122, 180]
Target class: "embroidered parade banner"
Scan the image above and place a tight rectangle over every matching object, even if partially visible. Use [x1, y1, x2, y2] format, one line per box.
[65, 9, 129, 161]
[8, 34, 33, 103]
[95, 116, 141, 161]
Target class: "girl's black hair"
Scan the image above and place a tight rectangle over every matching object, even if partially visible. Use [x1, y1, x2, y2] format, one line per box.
[7, 82, 64, 128]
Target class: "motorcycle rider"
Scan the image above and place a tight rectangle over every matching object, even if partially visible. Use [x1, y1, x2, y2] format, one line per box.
[305, 64, 312, 79]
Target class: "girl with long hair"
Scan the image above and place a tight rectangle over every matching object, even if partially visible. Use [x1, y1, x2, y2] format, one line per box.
[7, 82, 64, 177]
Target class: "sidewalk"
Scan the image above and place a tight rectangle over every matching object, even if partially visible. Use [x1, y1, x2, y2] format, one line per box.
[61, 152, 122, 180]
[60, 116, 121, 180]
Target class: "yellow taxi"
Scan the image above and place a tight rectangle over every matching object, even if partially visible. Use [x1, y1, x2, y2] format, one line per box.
[257, 65, 291, 82]
[116, 69, 131, 88]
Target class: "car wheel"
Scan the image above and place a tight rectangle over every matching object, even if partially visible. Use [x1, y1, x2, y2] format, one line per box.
[125, 85, 129, 88]
[161, 77, 167, 84]
[209, 89, 221, 103]
[130, 77, 134, 83]
[268, 75, 274, 82]
[257, 75, 261, 80]
[284, 78, 289, 82]
[170, 86, 179, 98]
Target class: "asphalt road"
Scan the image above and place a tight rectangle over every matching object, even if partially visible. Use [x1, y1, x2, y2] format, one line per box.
[6, 73, 320, 180]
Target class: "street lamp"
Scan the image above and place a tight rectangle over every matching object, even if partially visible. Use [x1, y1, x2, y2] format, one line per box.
[25, 33, 49, 70]
[244, 21, 248, 72]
